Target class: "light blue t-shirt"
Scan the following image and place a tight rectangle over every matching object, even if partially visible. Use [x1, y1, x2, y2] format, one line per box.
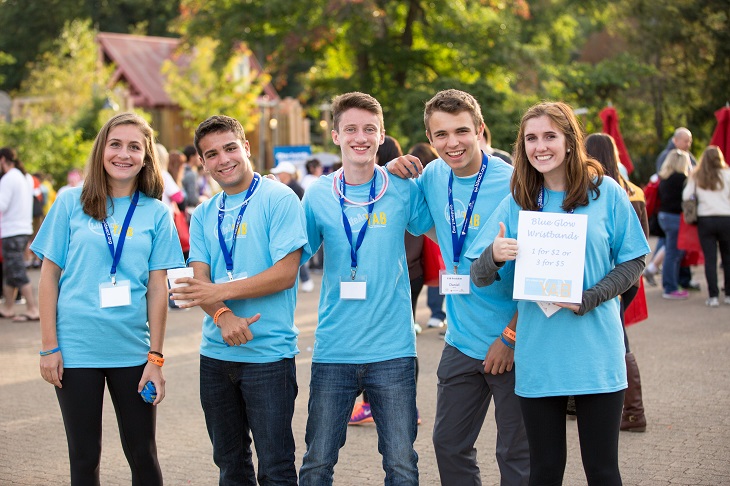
[30, 187, 185, 368]
[302, 170, 432, 364]
[417, 156, 517, 360]
[188, 176, 310, 363]
[465, 177, 651, 397]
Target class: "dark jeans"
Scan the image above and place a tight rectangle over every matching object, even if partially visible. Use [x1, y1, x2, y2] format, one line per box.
[427, 286, 446, 321]
[200, 356, 298, 486]
[658, 212, 684, 293]
[55, 365, 161, 486]
[698, 216, 730, 298]
[520, 391, 624, 486]
[300, 358, 419, 486]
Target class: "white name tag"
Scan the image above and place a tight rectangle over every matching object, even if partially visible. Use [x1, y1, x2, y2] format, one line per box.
[99, 280, 132, 308]
[214, 272, 248, 284]
[340, 279, 367, 300]
[536, 301, 561, 318]
[439, 273, 471, 295]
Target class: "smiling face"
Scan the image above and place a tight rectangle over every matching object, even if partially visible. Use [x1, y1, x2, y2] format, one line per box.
[103, 124, 146, 197]
[198, 130, 254, 195]
[332, 107, 384, 171]
[523, 115, 569, 190]
[427, 110, 484, 177]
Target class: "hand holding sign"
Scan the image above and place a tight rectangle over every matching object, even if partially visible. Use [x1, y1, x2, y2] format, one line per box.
[492, 222, 519, 263]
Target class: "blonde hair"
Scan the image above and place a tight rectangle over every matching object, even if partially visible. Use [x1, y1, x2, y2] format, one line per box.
[692, 146, 726, 191]
[658, 149, 690, 180]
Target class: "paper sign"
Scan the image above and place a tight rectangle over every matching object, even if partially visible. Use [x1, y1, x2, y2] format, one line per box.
[513, 211, 587, 304]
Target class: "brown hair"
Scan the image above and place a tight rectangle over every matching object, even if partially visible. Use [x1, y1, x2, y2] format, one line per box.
[511, 101, 603, 212]
[584, 133, 632, 195]
[0, 147, 27, 175]
[408, 142, 439, 166]
[692, 145, 727, 191]
[331, 92, 384, 133]
[80, 113, 163, 220]
[423, 89, 484, 137]
[168, 150, 187, 185]
[194, 115, 247, 158]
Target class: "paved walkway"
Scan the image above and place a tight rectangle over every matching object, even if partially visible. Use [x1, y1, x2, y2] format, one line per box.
[1, 264, 729, 485]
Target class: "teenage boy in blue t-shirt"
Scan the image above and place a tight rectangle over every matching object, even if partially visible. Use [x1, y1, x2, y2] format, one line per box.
[298, 92, 432, 486]
[169, 115, 309, 485]
[388, 89, 529, 485]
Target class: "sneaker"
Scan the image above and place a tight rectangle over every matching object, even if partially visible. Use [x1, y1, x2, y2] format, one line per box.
[706, 297, 720, 308]
[662, 290, 689, 300]
[349, 402, 374, 425]
[300, 279, 315, 293]
[681, 281, 701, 291]
[414, 322, 423, 335]
[724, 296, 730, 305]
[427, 317, 445, 328]
[643, 268, 657, 287]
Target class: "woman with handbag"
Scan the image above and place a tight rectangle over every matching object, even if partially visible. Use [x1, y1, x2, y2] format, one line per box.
[682, 146, 730, 307]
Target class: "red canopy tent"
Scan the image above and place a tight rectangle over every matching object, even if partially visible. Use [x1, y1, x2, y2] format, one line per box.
[599, 106, 634, 174]
[710, 104, 730, 159]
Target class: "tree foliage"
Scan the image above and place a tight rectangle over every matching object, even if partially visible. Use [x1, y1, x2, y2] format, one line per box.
[0, 0, 181, 92]
[161, 38, 271, 133]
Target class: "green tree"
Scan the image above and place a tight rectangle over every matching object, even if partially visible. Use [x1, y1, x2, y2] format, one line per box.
[161, 37, 270, 133]
[0, 0, 181, 92]
[16, 19, 116, 128]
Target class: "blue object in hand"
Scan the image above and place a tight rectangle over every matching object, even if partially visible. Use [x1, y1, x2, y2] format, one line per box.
[140, 381, 157, 404]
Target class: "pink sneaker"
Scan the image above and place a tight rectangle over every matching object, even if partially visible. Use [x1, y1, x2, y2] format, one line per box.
[662, 290, 689, 300]
[349, 402, 374, 425]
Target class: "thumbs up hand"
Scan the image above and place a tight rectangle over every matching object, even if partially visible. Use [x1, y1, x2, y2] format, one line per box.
[491, 222, 519, 263]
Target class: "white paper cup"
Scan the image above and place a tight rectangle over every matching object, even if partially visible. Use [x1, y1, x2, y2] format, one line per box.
[167, 267, 194, 306]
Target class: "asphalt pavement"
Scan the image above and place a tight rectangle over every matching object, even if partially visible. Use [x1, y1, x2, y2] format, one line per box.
[1, 260, 729, 485]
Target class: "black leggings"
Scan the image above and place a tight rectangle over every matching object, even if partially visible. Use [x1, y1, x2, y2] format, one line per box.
[520, 391, 624, 486]
[55, 365, 162, 486]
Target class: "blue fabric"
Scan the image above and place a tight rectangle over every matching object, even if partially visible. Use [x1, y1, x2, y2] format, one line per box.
[188, 177, 310, 363]
[30, 187, 184, 368]
[199, 355, 297, 485]
[418, 157, 517, 360]
[300, 358, 419, 485]
[658, 211, 684, 293]
[302, 172, 432, 364]
[465, 177, 650, 397]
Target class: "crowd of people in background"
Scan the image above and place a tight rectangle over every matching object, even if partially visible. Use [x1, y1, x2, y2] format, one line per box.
[1, 87, 728, 486]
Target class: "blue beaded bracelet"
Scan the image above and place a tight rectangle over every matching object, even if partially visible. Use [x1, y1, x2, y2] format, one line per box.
[500, 335, 515, 350]
[39, 347, 61, 356]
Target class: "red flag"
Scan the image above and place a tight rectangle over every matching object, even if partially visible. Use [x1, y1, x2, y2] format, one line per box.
[710, 105, 730, 160]
[599, 106, 634, 174]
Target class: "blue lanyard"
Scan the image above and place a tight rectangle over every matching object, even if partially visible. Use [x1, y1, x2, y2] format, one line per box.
[537, 185, 574, 214]
[217, 174, 260, 280]
[101, 190, 139, 284]
[340, 170, 377, 279]
[448, 154, 488, 274]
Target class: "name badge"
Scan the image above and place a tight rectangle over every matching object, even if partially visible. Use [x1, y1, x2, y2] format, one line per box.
[439, 272, 471, 295]
[214, 272, 248, 284]
[99, 280, 132, 308]
[340, 277, 367, 300]
[536, 301, 561, 318]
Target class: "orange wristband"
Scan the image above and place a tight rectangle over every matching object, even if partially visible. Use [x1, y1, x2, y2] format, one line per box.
[502, 327, 516, 342]
[147, 352, 164, 367]
[213, 307, 232, 326]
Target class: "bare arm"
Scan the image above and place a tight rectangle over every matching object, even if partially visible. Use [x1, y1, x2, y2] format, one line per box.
[38, 259, 63, 388]
[171, 248, 303, 307]
[139, 269, 168, 405]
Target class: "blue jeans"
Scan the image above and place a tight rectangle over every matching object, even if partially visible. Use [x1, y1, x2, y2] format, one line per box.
[200, 355, 298, 486]
[427, 286, 446, 321]
[658, 212, 684, 293]
[300, 358, 419, 485]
